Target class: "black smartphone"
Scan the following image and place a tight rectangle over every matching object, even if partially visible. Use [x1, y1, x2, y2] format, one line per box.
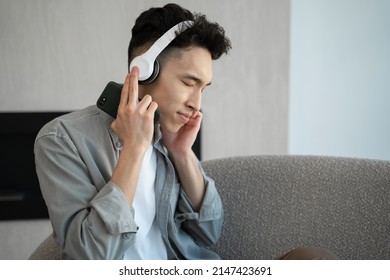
[97, 81, 160, 122]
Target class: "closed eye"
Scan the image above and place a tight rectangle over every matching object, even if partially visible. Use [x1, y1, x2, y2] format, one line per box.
[183, 80, 195, 87]
[180, 74, 212, 92]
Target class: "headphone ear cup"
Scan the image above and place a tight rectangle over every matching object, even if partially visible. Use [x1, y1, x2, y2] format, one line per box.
[139, 60, 160, 85]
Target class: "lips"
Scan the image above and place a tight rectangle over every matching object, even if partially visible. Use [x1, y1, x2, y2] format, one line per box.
[177, 112, 191, 123]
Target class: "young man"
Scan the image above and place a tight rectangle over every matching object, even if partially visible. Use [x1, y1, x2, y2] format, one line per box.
[35, 3, 337, 260]
[34, 3, 231, 260]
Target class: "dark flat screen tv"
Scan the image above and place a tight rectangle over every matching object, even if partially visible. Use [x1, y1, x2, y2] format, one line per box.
[0, 112, 68, 220]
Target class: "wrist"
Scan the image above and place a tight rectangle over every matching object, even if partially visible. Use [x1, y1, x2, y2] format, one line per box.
[169, 148, 195, 164]
[120, 144, 147, 161]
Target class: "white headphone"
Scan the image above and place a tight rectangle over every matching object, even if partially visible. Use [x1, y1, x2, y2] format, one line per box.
[129, 20, 194, 84]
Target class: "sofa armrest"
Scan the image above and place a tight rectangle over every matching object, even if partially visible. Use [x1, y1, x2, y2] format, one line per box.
[29, 234, 60, 260]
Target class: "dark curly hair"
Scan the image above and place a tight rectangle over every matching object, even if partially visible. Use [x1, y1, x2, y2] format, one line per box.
[127, 3, 231, 70]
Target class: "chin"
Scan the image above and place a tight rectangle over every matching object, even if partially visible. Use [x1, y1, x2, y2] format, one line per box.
[160, 121, 182, 134]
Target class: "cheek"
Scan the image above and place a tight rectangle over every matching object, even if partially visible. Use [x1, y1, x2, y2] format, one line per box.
[154, 88, 185, 110]
[149, 76, 188, 110]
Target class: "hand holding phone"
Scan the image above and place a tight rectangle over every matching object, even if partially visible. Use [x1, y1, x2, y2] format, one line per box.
[97, 81, 160, 122]
[98, 69, 159, 153]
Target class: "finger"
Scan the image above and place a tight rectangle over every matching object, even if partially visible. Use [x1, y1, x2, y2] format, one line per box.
[127, 66, 139, 106]
[191, 110, 202, 120]
[136, 94, 150, 112]
[138, 95, 158, 115]
[148, 101, 159, 121]
[118, 73, 131, 112]
[189, 111, 202, 126]
[148, 101, 159, 113]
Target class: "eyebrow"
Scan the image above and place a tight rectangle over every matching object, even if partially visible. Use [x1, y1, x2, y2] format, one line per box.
[182, 74, 212, 86]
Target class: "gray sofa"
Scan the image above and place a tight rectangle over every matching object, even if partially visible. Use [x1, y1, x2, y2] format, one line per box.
[29, 155, 390, 260]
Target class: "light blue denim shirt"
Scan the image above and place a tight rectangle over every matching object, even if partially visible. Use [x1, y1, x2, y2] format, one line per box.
[34, 105, 223, 259]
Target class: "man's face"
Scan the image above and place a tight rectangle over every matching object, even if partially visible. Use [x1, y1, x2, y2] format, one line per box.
[142, 47, 212, 133]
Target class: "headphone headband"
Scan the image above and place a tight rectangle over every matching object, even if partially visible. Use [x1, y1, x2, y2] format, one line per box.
[129, 20, 194, 83]
[144, 20, 194, 61]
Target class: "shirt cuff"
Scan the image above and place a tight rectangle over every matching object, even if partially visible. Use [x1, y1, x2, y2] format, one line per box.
[90, 181, 138, 235]
[176, 176, 223, 223]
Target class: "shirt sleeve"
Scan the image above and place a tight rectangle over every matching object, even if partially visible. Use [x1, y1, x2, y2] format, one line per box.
[175, 163, 224, 247]
[34, 132, 137, 259]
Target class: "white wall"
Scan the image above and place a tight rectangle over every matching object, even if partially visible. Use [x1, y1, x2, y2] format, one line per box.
[0, 0, 289, 161]
[0, 0, 290, 259]
[289, 0, 390, 160]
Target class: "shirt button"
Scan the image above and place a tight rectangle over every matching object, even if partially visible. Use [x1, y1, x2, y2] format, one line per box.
[122, 233, 131, 239]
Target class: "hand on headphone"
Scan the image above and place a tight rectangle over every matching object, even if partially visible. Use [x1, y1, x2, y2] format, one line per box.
[111, 67, 158, 154]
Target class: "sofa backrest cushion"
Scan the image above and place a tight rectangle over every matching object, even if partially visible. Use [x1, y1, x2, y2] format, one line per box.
[202, 155, 390, 260]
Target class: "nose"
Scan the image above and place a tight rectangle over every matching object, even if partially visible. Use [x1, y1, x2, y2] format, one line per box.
[186, 90, 202, 112]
